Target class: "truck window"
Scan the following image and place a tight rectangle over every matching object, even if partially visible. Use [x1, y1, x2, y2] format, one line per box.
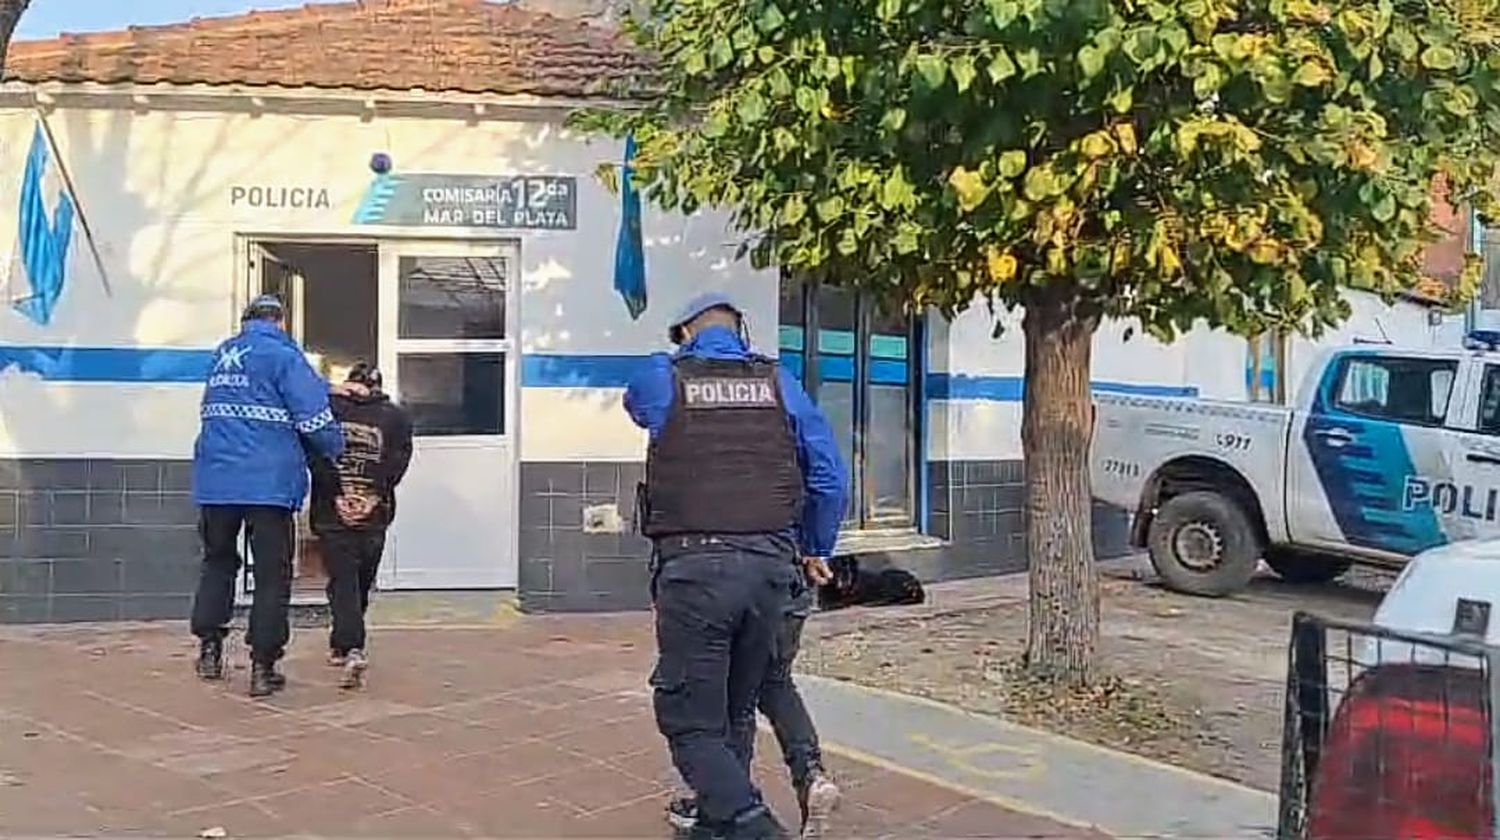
[1332, 356, 1456, 427]
[1479, 366, 1500, 435]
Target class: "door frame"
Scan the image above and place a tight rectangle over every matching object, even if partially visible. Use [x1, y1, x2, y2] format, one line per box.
[231, 232, 523, 598]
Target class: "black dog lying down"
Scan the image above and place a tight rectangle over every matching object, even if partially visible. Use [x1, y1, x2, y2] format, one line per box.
[817, 555, 926, 611]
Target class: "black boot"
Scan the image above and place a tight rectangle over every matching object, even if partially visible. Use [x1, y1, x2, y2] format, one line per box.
[249, 661, 285, 698]
[195, 636, 224, 681]
[690, 807, 788, 840]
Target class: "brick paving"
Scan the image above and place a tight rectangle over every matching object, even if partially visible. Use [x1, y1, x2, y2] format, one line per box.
[0, 613, 1101, 838]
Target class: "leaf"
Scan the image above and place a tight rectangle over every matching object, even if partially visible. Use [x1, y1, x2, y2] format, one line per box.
[948, 166, 991, 212]
[952, 54, 978, 93]
[894, 223, 921, 254]
[877, 0, 902, 22]
[1292, 61, 1331, 87]
[795, 86, 818, 113]
[1113, 123, 1139, 154]
[882, 168, 915, 210]
[987, 49, 1018, 83]
[1420, 45, 1459, 71]
[1372, 193, 1397, 222]
[998, 150, 1028, 178]
[1023, 167, 1057, 201]
[782, 194, 807, 226]
[1016, 48, 1042, 77]
[1107, 87, 1134, 113]
[880, 108, 908, 133]
[757, 45, 777, 64]
[1078, 45, 1106, 80]
[915, 54, 947, 89]
[986, 248, 1019, 283]
[758, 3, 787, 32]
[1080, 131, 1115, 159]
[837, 228, 859, 256]
[736, 90, 768, 124]
[816, 196, 846, 221]
[709, 37, 734, 70]
[986, 0, 1020, 28]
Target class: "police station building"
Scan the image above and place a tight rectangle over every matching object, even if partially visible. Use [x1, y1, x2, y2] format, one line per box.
[0, 0, 1463, 623]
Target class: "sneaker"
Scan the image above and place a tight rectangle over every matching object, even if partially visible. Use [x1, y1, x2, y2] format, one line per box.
[340, 649, 369, 690]
[666, 796, 699, 832]
[195, 637, 224, 681]
[797, 772, 841, 838]
[327, 650, 348, 667]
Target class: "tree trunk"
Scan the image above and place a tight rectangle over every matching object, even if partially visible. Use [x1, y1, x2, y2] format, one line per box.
[1020, 285, 1102, 687]
[0, 1, 30, 79]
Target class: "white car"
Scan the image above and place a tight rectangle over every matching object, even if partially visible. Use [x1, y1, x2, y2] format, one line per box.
[1093, 333, 1500, 597]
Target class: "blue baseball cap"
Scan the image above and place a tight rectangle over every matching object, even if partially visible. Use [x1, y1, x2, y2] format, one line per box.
[241, 294, 285, 322]
[668, 291, 742, 344]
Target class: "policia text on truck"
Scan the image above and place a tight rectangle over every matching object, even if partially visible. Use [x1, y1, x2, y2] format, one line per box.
[1091, 333, 1500, 597]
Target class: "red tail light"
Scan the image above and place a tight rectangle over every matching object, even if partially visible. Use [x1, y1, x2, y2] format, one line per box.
[1309, 663, 1493, 840]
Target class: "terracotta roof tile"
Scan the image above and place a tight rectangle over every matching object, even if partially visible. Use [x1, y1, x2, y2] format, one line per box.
[3, 0, 655, 99]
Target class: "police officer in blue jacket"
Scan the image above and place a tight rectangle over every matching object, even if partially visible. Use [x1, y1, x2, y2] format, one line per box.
[626, 292, 846, 840]
[189, 295, 345, 698]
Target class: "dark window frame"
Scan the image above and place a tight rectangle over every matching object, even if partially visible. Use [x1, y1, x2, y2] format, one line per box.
[781, 274, 923, 530]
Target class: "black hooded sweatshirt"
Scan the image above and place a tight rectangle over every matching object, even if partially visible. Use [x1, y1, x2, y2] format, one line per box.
[308, 389, 414, 533]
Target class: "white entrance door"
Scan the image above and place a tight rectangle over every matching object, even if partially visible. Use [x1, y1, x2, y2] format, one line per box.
[377, 241, 519, 589]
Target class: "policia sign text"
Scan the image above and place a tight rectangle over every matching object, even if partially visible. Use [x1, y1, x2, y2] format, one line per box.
[353, 174, 577, 230]
[683, 378, 778, 408]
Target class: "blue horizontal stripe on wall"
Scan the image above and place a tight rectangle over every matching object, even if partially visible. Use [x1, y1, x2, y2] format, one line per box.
[0, 345, 213, 382]
[927, 373, 1198, 401]
[0, 346, 1201, 402]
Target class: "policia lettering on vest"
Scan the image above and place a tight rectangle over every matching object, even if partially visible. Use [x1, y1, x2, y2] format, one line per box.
[625, 293, 850, 840]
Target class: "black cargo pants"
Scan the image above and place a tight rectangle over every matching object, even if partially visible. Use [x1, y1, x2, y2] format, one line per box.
[650, 533, 796, 827]
[756, 578, 824, 790]
[189, 505, 294, 665]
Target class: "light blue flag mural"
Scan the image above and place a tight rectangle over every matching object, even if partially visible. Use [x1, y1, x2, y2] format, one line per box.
[614, 133, 647, 320]
[13, 123, 76, 326]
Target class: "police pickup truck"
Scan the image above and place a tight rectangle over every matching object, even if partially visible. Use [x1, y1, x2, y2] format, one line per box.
[1091, 333, 1500, 597]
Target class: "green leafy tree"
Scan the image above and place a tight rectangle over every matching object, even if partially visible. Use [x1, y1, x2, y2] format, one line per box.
[575, 0, 1500, 684]
[0, 0, 29, 77]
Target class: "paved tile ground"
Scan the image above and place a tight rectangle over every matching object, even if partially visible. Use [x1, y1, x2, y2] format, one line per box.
[0, 613, 1099, 838]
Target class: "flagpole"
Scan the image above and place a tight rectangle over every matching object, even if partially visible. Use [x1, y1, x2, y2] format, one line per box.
[34, 108, 111, 297]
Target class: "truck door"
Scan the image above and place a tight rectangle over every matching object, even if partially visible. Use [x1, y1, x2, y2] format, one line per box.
[1287, 352, 1459, 560]
[1444, 362, 1500, 542]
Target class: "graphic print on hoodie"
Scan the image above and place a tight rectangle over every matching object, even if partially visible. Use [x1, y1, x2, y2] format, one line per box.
[308, 389, 413, 533]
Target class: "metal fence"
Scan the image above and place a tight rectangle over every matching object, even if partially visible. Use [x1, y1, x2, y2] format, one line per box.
[1278, 611, 1500, 839]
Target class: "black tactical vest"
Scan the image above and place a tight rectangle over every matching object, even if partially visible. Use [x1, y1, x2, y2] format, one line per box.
[641, 355, 804, 538]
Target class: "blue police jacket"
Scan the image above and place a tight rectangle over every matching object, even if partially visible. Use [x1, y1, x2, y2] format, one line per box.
[192, 319, 345, 509]
[624, 325, 848, 557]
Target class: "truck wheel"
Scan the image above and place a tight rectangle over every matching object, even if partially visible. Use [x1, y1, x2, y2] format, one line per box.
[1146, 491, 1262, 597]
[1263, 548, 1352, 585]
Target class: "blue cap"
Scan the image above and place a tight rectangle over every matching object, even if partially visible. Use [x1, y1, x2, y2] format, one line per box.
[242, 294, 285, 321]
[668, 291, 742, 343]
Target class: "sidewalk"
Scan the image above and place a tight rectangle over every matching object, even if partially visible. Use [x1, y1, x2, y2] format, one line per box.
[0, 613, 1101, 838]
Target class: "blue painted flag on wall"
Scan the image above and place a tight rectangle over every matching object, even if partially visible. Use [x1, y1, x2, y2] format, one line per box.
[12, 123, 76, 326]
[614, 133, 647, 320]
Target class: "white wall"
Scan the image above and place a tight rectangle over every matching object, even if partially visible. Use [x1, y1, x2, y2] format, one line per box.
[0, 101, 776, 460]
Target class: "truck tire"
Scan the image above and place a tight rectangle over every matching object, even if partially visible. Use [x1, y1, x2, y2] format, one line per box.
[1263, 548, 1352, 585]
[1146, 491, 1262, 597]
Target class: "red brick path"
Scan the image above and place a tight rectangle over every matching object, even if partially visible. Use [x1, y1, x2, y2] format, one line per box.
[0, 614, 1099, 838]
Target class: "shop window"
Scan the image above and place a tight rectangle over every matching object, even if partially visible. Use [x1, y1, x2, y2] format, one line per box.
[780, 275, 920, 529]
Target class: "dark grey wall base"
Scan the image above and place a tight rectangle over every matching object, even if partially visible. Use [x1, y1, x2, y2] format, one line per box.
[0, 458, 199, 623]
[519, 457, 1134, 614]
[518, 461, 652, 614]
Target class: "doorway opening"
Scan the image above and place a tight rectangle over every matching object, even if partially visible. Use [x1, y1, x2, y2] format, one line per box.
[240, 240, 378, 603]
